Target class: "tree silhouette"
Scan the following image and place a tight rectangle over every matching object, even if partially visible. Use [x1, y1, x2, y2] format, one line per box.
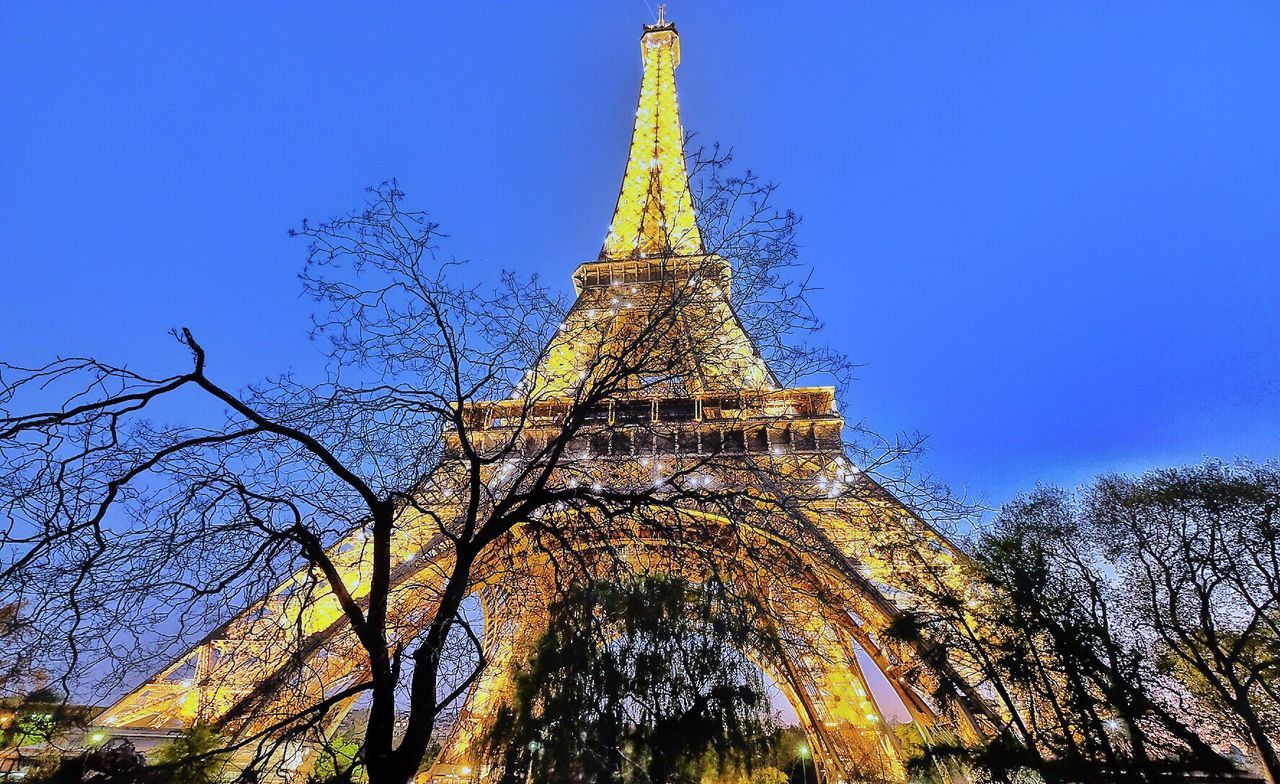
[487, 574, 781, 784]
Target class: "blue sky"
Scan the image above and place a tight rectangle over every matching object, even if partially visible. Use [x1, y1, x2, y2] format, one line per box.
[3, 1, 1278, 513]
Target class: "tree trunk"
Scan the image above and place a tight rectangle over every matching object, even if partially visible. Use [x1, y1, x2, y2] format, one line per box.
[1240, 708, 1280, 784]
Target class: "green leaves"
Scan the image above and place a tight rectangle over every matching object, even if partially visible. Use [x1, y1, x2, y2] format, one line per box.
[486, 574, 781, 784]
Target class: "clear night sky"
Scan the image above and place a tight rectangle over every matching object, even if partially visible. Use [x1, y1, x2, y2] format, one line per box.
[3, 2, 1278, 515]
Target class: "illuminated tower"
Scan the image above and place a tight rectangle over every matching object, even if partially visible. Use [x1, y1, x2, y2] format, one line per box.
[601, 12, 703, 261]
[95, 15, 992, 783]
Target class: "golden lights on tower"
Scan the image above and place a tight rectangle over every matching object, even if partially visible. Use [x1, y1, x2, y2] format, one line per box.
[601, 15, 703, 260]
[92, 13, 989, 783]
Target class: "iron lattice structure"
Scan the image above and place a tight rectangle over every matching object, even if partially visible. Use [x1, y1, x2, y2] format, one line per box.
[96, 17, 995, 783]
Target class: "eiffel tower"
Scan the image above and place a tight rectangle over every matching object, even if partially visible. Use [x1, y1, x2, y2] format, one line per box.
[96, 14, 993, 783]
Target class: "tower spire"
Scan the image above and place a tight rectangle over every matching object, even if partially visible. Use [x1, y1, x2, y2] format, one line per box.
[600, 13, 704, 260]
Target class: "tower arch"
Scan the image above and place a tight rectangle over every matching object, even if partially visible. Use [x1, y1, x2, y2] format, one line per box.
[93, 14, 995, 783]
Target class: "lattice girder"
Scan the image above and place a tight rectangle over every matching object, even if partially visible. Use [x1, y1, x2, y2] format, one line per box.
[94, 14, 996, 781]
[424, 503, 982, 783]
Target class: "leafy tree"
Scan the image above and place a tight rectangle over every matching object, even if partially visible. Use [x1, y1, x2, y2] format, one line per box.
[37, 739, 151, 784]
[1089, 460, 1280, 783]
[308, 734, 365, 784]
[885, 480, 1236, 782]
[487, 574, 783, 784]
[151, 725, 230, 784]
[752, 726, 812, 784]
[1, 688, 69, 749]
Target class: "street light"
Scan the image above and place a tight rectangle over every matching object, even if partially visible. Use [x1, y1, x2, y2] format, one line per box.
[525, 740, 543, 784]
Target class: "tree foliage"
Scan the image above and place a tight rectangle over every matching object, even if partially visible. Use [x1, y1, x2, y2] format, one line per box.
[1091, 461, 1280, 783]
[36, 739, 149, 784]
[487, 574, 782, 784]
[308, 734, 365, 784]
[887, 460, 1277, 783]
[150, 725, 230, 784]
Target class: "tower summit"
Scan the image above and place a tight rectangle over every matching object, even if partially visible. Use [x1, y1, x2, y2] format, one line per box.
[600, 8, 703, 260]
[94, 15, 992, 784]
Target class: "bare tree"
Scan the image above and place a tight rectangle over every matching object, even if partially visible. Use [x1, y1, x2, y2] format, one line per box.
[883, 463, 1275, 783]
[1, 149, 957, 783]
[1090, 460, 1280, 784]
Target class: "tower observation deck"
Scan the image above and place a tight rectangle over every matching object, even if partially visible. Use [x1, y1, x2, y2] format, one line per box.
[93, 14, 992, 784]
